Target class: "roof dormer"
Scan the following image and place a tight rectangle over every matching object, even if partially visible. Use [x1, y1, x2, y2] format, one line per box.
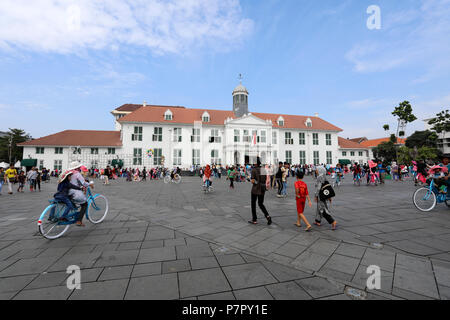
[202, 111, 210, 123]
[164, 109, 173, 121]
[305, 118, 312, 128]
[277, 116, 285, 127]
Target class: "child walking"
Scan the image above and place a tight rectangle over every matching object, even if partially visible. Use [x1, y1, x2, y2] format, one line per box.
[17, 171, 25, 193]
[294, 171, 312, 231]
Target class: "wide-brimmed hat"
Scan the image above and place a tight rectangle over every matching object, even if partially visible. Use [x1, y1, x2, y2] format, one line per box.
[58, 170, 75, 183]
[68, 161, 83, 171]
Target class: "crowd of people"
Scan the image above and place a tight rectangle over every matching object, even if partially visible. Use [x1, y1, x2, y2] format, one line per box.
[0, 164, 51, 195]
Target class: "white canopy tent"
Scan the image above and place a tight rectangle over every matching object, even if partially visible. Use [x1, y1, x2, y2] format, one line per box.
[0, 162, 9, 168]
[14, 160, 21, 168]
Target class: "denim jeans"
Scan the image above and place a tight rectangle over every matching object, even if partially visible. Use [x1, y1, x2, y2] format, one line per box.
[0, 181, 3, 193]
[281, 181, 287, 195]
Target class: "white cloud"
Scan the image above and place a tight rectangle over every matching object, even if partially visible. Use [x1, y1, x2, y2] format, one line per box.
[345, 0, 450, 79]
[0, 0, 253, 55]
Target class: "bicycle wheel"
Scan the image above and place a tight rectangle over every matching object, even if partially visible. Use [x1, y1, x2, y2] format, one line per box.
[164, 175, 170, 184]
[174, 175, 181, 184]
[413, 187, 436, 212]
[87, 194, 109, 224]
[38, 203, 70, 239]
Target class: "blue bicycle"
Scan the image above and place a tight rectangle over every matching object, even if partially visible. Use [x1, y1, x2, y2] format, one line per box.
[413, 179, 450, 212]
[38, 186, 108, 239]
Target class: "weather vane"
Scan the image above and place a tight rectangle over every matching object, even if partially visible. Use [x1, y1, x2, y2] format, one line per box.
[238, 73, 243, 83]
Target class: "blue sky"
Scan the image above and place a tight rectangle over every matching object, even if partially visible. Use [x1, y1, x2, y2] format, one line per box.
[1, 0, 449, 139]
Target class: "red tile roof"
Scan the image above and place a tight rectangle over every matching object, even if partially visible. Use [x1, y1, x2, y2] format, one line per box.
[115, 104, 185, 112]
[338, 137, 368, 149]
[18, 130, 122, 147]
[360, 137, 406, 148]
[118, 105, 342, 131]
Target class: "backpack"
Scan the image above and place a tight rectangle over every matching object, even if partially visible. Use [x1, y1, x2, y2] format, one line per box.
[319, 180, 335, 201]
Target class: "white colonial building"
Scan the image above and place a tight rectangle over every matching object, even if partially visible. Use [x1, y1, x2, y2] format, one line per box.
[20, 82, 370, 170]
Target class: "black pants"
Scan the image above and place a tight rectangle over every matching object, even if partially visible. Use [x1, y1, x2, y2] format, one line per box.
[276, 179, 282, 195]
[77, 203, 88, 222]
[36, 179, 41, 191]
[229, 177, 234, 188]
[251, 192, 270, 222]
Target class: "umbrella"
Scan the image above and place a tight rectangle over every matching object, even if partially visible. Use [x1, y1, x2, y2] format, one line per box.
[368, 160, 378, 168]
[0, 162, 9, 168]
[14, 160, 21, 168]
[429, 165, 448, 174]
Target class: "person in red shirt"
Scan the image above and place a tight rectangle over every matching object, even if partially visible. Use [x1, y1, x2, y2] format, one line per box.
[204, 164, 212, 188]
[294, 171, 312, 231]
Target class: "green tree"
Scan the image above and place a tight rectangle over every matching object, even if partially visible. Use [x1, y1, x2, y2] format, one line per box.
[0, 128, 32, 163]
[428, 109, 450, 133]
[416, 146, 438, 161]
[405, 130, 438, 149]
[383, 124, 390, 131]
[397, 146, 412, 164]
[392, 101, 417, 138]
[372, 141, 396, 162]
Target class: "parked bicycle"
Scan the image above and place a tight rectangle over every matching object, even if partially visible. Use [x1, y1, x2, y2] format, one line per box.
[164, 172, 181, 184]
[38, 186, 108, 239]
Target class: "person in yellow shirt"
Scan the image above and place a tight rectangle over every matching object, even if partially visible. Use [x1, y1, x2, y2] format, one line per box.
[5, 164, 17, 194]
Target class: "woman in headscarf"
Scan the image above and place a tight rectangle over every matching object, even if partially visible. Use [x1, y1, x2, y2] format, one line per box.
[314, 166, 337, 230]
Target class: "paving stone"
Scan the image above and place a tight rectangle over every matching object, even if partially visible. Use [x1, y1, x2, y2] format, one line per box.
[322, 254, 360, 275]
[393, 268, 439, 299]
[93, 250, 139, 268]
[131, 262, 162, 278]
[25, 271, 68, 289]
[222, 263, 278, 290]
[197, 291, 236, 300]
[117, 242, 142, 251]
[176, 244, 213, 259]
[137, 247, 176, 263]
[261, 260, 311, 282]
[296, 277, 345, 298]
[233, 287, 274, 300]
[112, 232, 146, 243]
[265, 281, 311, 300]
[291, 251, 329, 272]
[163, 238, 187, 247]
[98, 265, 133, 281]
[162, 259, 191, 273]
[178, 268, 231, 298]
[215, 254, 245, 267]
[0, 274, 37, 293]
[352, 265, 393, 294]
[70, 279, 129, 300]
[13, 286, 73, 300]
[274, 243, 307, 259]
[189, 256, 220, 270]
[334, 243, 366, 259]
[141, 240, 164, 249]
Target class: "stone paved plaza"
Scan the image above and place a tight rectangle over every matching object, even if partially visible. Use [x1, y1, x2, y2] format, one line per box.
[0, 174, 449, 300]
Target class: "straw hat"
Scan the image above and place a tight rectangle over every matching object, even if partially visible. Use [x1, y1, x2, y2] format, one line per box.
[58, 170, 75, 183]
[68, 161, 83, 171]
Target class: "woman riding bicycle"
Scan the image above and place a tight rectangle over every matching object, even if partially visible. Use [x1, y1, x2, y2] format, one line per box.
[67, 162, 92, 227]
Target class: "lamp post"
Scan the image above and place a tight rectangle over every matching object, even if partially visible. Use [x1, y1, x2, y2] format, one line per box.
[8, 135, 12, 164]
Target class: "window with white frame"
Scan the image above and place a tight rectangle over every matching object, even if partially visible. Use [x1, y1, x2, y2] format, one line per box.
[36, 147, 44, 154]
[164, 110, 173, 120]
[108, 148, 115, 155]
[153, 149, 162, 165]
[273, 151, 278, 163]
[173, 149, 182, 165]
[260, 130, 266, 143]
[39, 160, 44, 170]
[209, 129, 221, 143]
[306, 118, 312, 128]
[234, 129, 240, 143]
[313, 151, 320, 165]
[326, 151, 332, 164]
[192, 149, 200, 166]
[350, 151, 355, 156]
[191, 128, 200, 142]
[285, 132, 293, 145]
[91, 148, 98, 155]
[91, 160, 98, 169]
[202, 112, 210, 123]
[358, 151, 363, 156]
[152, 127, 162, 142]
[173, 128, 182, 142]
[54, 160, 62, 170]
[243, 130, 251, 143]
[342, 151, 347, 156]
[326, 134, 332, 146]
[285, 150, 292, 164]
[133, 148, 142, 165]
[272, 131, 277, 144]
[55, 147, 63, 154]
[299, 151, 306, 165]
[313, 133, 319, 145]
[132, 126, 143, 141]
[278, 116, 284, 126]
[299, 132, 305, 145]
